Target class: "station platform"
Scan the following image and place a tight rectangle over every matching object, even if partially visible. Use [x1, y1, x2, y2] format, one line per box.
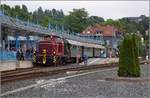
[0, 60, 33, 72]
[80, 58, 119, 65]
[0, 58, 119, 72]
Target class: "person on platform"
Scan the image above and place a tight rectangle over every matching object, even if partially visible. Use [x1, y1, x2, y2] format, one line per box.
[25, 49, 30, 59]
[16, 49, 21, 61]
[76, 53, 80, 65]
[83, 54, 88, 65]
[20, 49, 24, 60]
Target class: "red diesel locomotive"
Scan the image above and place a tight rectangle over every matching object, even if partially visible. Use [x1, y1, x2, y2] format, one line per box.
[33, 34, 76, 65]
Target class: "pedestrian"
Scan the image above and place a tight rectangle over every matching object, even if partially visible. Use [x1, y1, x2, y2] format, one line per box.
[83, 54, 88, 65]
[146, 55, 149, 60]
[31, 47, 34, 58]
[109, 51, 112, 58]
[25, 49, 30, 59]
[76, 53, 80, 65]
[16, 49, 21, 69]
[20, 49, 24, 61]
[16, 49, 21, 61]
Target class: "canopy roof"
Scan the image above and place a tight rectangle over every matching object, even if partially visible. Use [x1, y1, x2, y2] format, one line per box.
[67, 39, 105, 49]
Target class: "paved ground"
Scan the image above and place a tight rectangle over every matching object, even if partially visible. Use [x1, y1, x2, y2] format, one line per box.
[80, 58, 118, 65]
[0, 61, 33, 71]
[1, 64, 149, 98]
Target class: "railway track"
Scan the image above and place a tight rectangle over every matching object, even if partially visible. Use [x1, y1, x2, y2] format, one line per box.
[1, 60, 149, 84]
[1, 67, 39, 76]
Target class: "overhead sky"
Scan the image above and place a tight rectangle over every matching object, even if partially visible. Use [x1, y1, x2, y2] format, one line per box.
[1, 0, 149, 20]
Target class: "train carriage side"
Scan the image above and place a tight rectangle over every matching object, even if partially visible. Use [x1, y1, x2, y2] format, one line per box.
[83, 47, 93, 58]
[69, 45, 83, 63]
[94, 48, 101, 57]
[93, 46, 106, 58]
[66, 39, 106, 63]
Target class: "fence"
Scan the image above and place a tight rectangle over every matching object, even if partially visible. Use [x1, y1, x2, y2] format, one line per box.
[0, 51, 33, 61]
[0, 51, 16, 61]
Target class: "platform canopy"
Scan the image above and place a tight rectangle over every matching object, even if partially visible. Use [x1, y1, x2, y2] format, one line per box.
[7, 36, 36, 41]
[67, 39, 105, 49]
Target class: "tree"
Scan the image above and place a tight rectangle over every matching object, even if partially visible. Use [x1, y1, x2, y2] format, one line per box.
[40, 16, 50, 27]
[118, 34, 141, 77]
[22, 5, 28, 13]
[1, 4, 11, 16]
[20, 5, 29, 21]
[87, 16, 104, 26]
[63, 8, 88, 33]
[32, 11, 39, 24]
[14, 5, 21, 18]
[118, 18, 141, 34]
[139, 17, 149, 40]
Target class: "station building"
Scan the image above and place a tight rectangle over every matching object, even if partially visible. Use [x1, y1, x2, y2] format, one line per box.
[82, 24, 124, 57]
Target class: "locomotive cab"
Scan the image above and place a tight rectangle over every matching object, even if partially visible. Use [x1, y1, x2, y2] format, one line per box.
[33, 35, 65, 65]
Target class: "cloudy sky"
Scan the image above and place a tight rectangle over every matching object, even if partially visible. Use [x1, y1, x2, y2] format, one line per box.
[2, 0, 149, 20]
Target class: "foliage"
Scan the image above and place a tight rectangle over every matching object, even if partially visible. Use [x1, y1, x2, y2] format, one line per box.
[0, 4, 65, 28]
[87, 16, 104, 26]
[118, 34, 141, 77]
[0, 4, 149, 38]
[139, 17, 149, 40]
[63, 8, 89, 33]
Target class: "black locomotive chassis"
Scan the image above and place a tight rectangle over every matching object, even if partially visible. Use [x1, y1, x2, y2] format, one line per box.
[33, 55, 82, 65]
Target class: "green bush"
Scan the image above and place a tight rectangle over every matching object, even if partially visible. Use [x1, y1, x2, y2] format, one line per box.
[118, 34, 141, 77]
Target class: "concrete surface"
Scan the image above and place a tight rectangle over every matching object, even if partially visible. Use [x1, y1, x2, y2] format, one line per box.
[80, 58, 119, 65]
[0, 58, 118, 71]
[0, 61, 33, 71]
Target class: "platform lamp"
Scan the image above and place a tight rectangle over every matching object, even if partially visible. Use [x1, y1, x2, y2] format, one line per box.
[50, 23, 54, 32]
[0, 9, 4, 16]
[61, 25, 64, 36]
[48, 23, 51, 30]
[28, 15, 32, 26]
[53, 24, 55, 32]
[56, 24, 58, 32]
[1, 5, 5, 16]
[0, 9, 3, 52]
[16, 15, 18, 21]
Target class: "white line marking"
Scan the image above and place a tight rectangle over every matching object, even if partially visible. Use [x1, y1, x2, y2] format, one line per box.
[1, 68, 116, 96]
[66, 71, 79, 74]
[36, 79, 45, 84]
[88, 58, 101, 64]
[97, 79, 106, 82]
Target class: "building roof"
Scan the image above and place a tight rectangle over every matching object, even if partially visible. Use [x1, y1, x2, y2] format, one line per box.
[83, 25, 122, 37]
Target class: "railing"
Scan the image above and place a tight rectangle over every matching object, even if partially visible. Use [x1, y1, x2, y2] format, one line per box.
[1, 15, 105, 45]
[0, 51, 33, 61]
[0, 51, 16, 61]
